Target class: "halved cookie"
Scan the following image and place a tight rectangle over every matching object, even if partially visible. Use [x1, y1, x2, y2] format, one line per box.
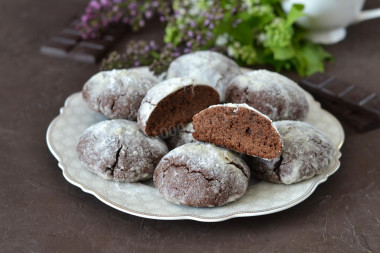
[192, 103, 282, 159]
[138, 77, 219, 137]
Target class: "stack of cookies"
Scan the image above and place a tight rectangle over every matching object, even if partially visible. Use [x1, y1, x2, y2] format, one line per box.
[77, 51, 335, 208]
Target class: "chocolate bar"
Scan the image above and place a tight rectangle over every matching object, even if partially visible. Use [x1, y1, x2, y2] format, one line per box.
[313, 94, 380, 132]
[300, 73, 380, 132]
[40, 18, 127, 63]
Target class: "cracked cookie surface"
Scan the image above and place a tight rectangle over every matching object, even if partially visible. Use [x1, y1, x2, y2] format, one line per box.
[153, 143, 250, 207]
[250, 121, 335, 184]
[225, 69, 309, 121]
[82, 68, 157, 120]
[76, 119, 168, 182]
[165, 122, 196, 150]
[166, 51, 242, 101]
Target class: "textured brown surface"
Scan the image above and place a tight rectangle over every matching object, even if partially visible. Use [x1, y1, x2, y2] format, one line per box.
[193, 105, 282, 159]
[82, 69, 157, 120]
[225, 70, 309, 121]
[0, 0, 379, 252]
[251, 121, 335, 184]
[143, 85, 219, 137]
[153, 143, 250, 207]
[77, 120, 168, 182]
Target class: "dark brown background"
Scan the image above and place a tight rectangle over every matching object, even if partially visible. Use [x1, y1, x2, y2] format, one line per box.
[1, 0, 379, 252]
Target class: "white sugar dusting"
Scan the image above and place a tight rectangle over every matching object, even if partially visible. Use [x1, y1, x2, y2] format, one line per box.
[155, 142, 250, 206]
[167, 51, 242, 101]
[209, 103, 273, 122]
[167, 122, 196, 149]
[274, 121, 334, 184]
[165, 143, 250, 182]
[228, 69, 309, 120]
[77, 119, 168, 182]
[82, 68, 158, 119]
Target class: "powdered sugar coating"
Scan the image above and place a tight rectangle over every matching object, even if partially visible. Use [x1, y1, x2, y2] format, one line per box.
[166, 122, 196, 149]
[154, 142, 250, 207]
[226, 69, 309, 121]
[209, 103, 273, 123]
[76, 119, 168, 182]
[82, 68, 158, 120]
[251, 121, 335, 184]
[137, 77, 206, 134]
[167, 51, 242, 101]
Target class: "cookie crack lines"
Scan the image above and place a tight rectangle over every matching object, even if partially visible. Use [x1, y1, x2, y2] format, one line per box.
[272, 156, 283, 182]
[227, 161, 249, 178]
[97, 98, 102, 110]
[169, 161, 221, 184]
[82, 69, 157, 120]
[110, 100, 116, 112]
[110, 93, 127, 113]
[105, 141, 123, 177]
[145, 98, 157, 107]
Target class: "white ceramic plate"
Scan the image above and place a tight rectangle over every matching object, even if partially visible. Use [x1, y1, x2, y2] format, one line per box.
[46, 68, 344, 222]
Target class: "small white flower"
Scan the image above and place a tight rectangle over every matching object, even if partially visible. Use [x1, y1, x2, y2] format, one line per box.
[258, 33, 266, 43]
[273, 17, 281, 24]
[178, 8, 186, 16]
[189, 7, 200, 16]
[215, 33, 229, 46]
[234, 41, 241, 48]
[227, 46, 236, 57]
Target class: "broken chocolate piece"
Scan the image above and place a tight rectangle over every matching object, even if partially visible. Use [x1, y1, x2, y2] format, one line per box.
[40, 17, 127, 63]
[301, 73, 380, 120]
[300, 73, 380, 132]
[316, 94, 380, 132]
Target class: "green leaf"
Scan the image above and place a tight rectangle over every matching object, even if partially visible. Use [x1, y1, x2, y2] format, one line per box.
[272, 45, 295, 60]
[285, 4, 305, 26]
[261, 0, 282, 4]
[164, 26, 181, 45]
[230, 22, 254, 45]
[293, 42, 332, 76]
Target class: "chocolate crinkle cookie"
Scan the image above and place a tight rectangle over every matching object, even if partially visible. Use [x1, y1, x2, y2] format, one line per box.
[82, 68, 157, 120]
[76, 119, 168, 182]
[165, 122, 196, 150]
[250, 121, 335, 184]
[192, 103, 282, 159]
[138, 77, 219, 137]
[166, 51, 242, 101]
[154, 143, 250, 207]
[225, 69, 309, 121]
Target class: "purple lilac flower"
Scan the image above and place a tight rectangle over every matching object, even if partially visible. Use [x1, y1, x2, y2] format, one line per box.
[77, 0, 172, 39]
[145, 10, 153, 19]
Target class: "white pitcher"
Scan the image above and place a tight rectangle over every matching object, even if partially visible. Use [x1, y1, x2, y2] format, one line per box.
[282, 0, 380, 44]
